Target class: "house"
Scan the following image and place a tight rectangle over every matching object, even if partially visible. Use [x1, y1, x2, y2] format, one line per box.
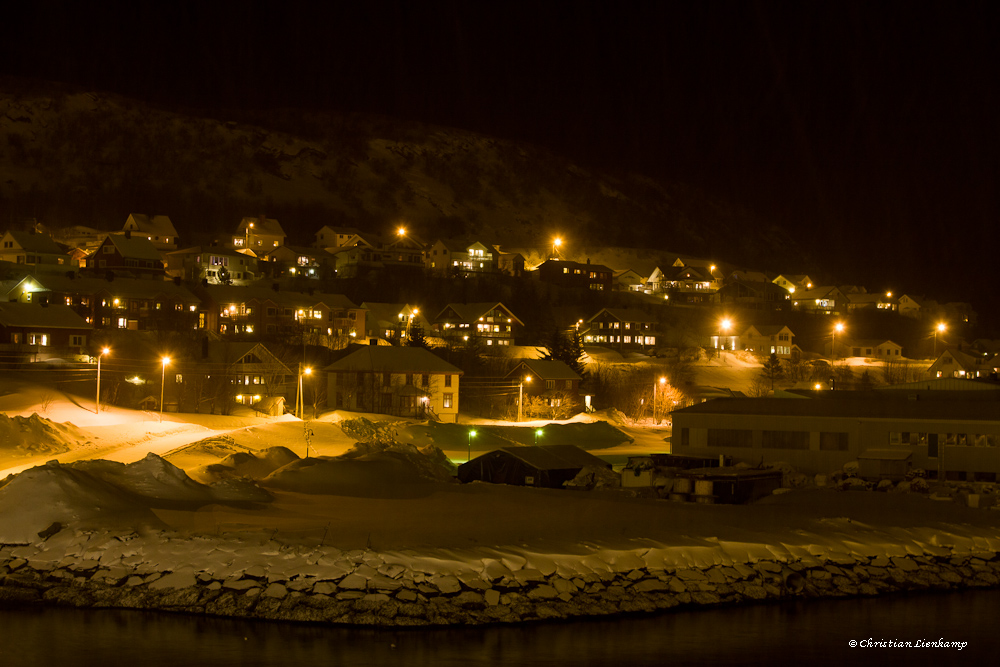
[313, 225, 363, 249]
[496, 250, 525, 277]
[4, 273, 200, 332]
[536, 259, 613, 292]
[325, 345, 463, 422]
[123, 214, 178, 251]
[360, 302, 432, 344]
[670, 389, 1000, 479]
[790, 286, 845, 314]
[614, 268, 647, 292]
[433, 302, 522, 347]
[0, 231, 70, 271]
[332, 231, 425, 275]
[847, 339, 903, 359]
[846, 292, 897, 311]
[0, 301, 92, 363]
[581, 308, 657, 350]
[898, 294, 930, 319]
[196, 285, 365, 346]
[505, 359, 584, 417]
[772, 274, 815, 293]
[740, 325, 795, 358]
[85, 234, 166, 278]
[425, 239, 499, 276]
[456, 445, 611, 487]
[927, 348, 998, 380]
[171, 341, 294, 414]
[650, 265, 721, 303]
[164, 246, 259, 284]
[718, 279, 786, 311]
[233, 216, 286, 253]
[261, 245, 333, 279]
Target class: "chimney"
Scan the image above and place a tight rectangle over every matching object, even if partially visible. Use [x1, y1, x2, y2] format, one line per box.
[124, 229, 131, 240]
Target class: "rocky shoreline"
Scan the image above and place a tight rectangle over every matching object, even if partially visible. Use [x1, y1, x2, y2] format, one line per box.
[2, 528, 1000, 626]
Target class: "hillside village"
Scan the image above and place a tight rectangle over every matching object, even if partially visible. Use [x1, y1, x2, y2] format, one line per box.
[0, 214, 988, 408]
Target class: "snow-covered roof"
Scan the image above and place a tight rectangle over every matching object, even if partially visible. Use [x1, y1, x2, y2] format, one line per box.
[3, 231, 65, 255]
[125, 214, 178, 238]
[107, 234, 165, 261]
[674, 395, 1000, 421]
[325, 346, 463, 374]
[239, 216, 285, 237]
[435, 302, 522, 325]
[483, 445, 609, 471]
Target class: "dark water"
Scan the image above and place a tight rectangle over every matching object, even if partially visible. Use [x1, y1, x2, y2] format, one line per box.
[1, 590, 995, 666]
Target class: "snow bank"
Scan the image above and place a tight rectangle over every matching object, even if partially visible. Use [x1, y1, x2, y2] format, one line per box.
[261, 440, 456, 497]
[0, 454, 273, 543]
[0, 413, 82, 463]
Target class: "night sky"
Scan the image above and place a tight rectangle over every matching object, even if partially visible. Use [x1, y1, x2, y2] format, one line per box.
[2, 1, 998, 326]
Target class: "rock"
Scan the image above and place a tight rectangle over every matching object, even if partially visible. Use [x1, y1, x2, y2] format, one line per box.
[223, 579, 259, 590]
[675, 568, 708, 581]
[313, 582, 337, 595]
[527, 585, 559, 600]
[633, 579, 669, 592]
[431, 576, 461, 594]
[263, 583, 288, 599]
[891, 558, 919, 571]
[484, 589, 501, 606]
[150, 571, 197, 590]
[338, 574, 368, 591]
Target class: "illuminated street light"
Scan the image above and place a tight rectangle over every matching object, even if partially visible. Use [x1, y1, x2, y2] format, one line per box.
[518, 376, 532, 422]
[832, 322, 845, 359]
[298, 365, 313, 419]
[397, 226, 407, 238]
[552, 236, 563, 258]
[534, 428, 543, 445]
[159, 356, 170, 423]
[718, 317, 732, 359]
[468, 429, 476, 463]
[96, 347, 110, 415]
[653, 376, 666, 424]
[934, 322, 947, 357]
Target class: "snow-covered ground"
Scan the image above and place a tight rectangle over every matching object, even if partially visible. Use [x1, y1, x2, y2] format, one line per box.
[2, 377, 999, 624]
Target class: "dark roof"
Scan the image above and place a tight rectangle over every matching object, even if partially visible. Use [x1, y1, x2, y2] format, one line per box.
[107, 234, 164, 261]
[491, 445, 609, 471]
[6, 231, 65, 254]
[21, 274, 200, 302]
[588, 307, 655, 323]
[673, 395, 1000, 422]
[324, 346, 463, 374]
[0, 302, 91, 329]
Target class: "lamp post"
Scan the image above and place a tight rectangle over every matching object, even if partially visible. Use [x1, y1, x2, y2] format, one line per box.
[552, 236, 562, 258]
[832, 322, 845, 359]
[518, 376, 532, 422]
[934, 322, 946, 357]
[534, 428, 543, 445]
[159, 356, 170, 423]
[244, 221, 253, 249]
[96, 347, 109, 415]
[298, 365, 312, 419]
[468, 429, 476, 462]
[654, 376, 666, 424]
[718, 317, 732, 359]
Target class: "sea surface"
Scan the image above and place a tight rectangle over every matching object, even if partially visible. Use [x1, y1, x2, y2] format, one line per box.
[1, 589, 995, 666]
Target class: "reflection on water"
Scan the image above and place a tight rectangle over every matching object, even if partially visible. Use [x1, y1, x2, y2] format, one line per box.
[1, 589, 995, 666]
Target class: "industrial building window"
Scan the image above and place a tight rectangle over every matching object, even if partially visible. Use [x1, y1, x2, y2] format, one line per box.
[707, 428, 753, 448]
[819, 432, 849, 451]
[762, 430, 809, 450]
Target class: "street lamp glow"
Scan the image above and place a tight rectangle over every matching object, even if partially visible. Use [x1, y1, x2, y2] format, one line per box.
[468, 429, 477, 462]
[518, 375, 532, 422]
[832, 322, 844, 359]
[934, 322, 947, 356]
[159, 356, 170, 423]
[298, 365, 313, 419]
[96, 347, 110, 415]
[534, 428, 543, 445]
[397, 226, 406, 237]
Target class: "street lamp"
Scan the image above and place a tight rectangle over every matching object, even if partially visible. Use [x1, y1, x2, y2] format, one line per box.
[654, 376, 666, 424]
[96, 347, 110, 415]
[718, 317, 732, 358]
[552, 236, 562, 258]
[832, 322, 845, 359]
[534, 428, 543, 445]
[159, 356, 170, 423]
[934, 322, 947, 357]
[518, 376, 532, 422]
[298, 365, 312, 419]
[468, 429, 476, 462]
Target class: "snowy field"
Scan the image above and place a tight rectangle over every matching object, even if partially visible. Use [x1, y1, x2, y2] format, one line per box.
[2, 375, 999, 609]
